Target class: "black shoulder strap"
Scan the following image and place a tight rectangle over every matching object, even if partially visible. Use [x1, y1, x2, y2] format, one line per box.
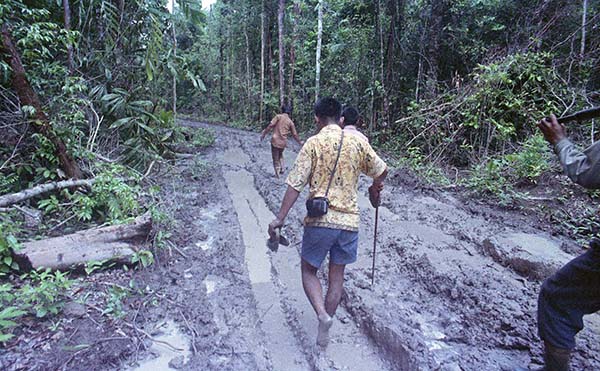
[325, 131, 344, 197]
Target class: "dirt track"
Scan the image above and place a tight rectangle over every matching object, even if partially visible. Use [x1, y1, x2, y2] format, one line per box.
[147, 120, 598, 371]
[3, 120, 599, 370]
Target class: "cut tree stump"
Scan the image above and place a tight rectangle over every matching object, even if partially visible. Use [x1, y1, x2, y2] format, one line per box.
[13, 214, 152, 270]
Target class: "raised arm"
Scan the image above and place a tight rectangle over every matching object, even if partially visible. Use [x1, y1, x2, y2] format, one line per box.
[538, 114, 600, 189]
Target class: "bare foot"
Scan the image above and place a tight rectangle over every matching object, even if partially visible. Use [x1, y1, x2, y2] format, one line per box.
[316, 314, 333, 347]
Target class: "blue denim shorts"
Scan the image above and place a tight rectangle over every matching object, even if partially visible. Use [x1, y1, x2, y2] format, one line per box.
[301, 226, 359, 268]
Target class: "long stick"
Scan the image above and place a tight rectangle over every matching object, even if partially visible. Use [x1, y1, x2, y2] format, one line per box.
[557, 106, 600, 123]
[371, 207, 379, 287]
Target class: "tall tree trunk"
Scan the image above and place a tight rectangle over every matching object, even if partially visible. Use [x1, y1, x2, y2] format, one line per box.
[267, 20, 275, 95]
[219, 25, 225, 106]
[172, 18, 177, 117]
[288, 1, 300, 107]
[277, 0, 286, 106]
[427, 0, 447, 97]
[581, 0, 588, 58]
[260, 0, 266, 123]
[1, 26, 82, 179]
[315, 0, 323, 103]
[62, 0, 74, 73]
[378, 0, 389, 126]
[228, 25, 234, 119]
[244, 24, 251, 103]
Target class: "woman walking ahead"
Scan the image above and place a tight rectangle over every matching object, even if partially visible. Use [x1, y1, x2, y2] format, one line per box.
[261, 104, 303, 178]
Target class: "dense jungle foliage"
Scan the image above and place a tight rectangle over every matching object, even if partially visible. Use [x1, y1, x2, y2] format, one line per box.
[0, 0, 598, 339]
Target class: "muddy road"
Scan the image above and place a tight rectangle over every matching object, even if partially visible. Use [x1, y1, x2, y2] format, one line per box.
[9, 120, 599, 371]
[134, 119, 597, 371]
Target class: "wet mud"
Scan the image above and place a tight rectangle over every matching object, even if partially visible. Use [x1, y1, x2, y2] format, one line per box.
[4, 119, 599, 370]
[180, 120, 600, 370]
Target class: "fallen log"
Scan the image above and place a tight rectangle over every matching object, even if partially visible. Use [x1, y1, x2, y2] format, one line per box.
[0, 179, 94, 208]
[13, 213, 152, 271]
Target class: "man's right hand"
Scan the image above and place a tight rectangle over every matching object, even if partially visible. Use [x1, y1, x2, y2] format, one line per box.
[368, 183, 383, 208]
[268, 218, 284, 240]
[538, 114, 566, 145]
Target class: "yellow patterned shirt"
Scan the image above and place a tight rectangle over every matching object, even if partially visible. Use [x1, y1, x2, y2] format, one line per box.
[286, 124, 387, 231]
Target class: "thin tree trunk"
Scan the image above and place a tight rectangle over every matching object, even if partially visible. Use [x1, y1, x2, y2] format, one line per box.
[227, 26, 236, 118]
[370, 65, 376, 131]
[288, 1, 300, 106]
[315, 0, 323, 103]
[278, 0, 286, 106]
[415, 53, 423, 102]
[1, 26, 82, 179]
[219, 26, 225, 106]
[581, 0, 588, 58]
[172, 17, 177, 117]
[378, 0, 389, 125]
[63, 0, 74, 73]
[260, 0, 265, 123]
[268, 21, 275, 95]
[244, 24, 251, 102]
[427, 0, 447, 97]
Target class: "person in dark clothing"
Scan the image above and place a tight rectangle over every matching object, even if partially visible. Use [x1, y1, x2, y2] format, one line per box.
[536, 114, 600, 371]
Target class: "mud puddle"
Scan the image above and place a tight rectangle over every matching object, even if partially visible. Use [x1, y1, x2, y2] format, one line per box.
[221, 148, 308, 370]
[131, 320, 190, 371]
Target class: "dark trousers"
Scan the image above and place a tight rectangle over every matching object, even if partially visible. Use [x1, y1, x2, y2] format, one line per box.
[538, 244, 600, 350]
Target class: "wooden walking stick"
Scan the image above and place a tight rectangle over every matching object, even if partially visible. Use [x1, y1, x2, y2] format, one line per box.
[371, 206, 379, 287]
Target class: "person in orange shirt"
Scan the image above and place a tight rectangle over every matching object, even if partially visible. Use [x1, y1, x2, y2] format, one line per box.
[260, 104, 303, 178]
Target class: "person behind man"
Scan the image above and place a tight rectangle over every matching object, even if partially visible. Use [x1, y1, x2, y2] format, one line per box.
[535, 114, 600, 371]
[267, 97, 388, 347]
[341, 106, 369, 143]
[260, 104, 303, 178]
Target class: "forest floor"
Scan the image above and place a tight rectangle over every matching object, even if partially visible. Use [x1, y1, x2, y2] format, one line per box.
[2, 120, 600, 371]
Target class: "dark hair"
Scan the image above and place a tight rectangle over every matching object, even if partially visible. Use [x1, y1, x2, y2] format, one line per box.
[342, 106, 359, 126]
[314, 97, 342, 121]
[281, 103, 292, 115]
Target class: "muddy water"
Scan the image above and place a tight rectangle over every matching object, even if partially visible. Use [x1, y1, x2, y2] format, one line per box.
[131, 320, 190, 370]
[221, 146, 308, 370]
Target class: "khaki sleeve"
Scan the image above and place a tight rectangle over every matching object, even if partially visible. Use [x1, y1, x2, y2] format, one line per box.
[361, 142, 387, 178]
[286, 141, 313, 192]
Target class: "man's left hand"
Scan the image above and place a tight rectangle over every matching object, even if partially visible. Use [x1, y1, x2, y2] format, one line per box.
[368, 183, 383, 208]
[538, 114, 566, 145]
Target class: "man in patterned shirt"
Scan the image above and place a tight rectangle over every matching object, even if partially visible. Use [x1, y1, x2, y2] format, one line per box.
[268, 97, 388, 347]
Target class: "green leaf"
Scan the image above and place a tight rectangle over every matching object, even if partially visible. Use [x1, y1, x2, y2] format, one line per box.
[0, 333, 14, 342]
